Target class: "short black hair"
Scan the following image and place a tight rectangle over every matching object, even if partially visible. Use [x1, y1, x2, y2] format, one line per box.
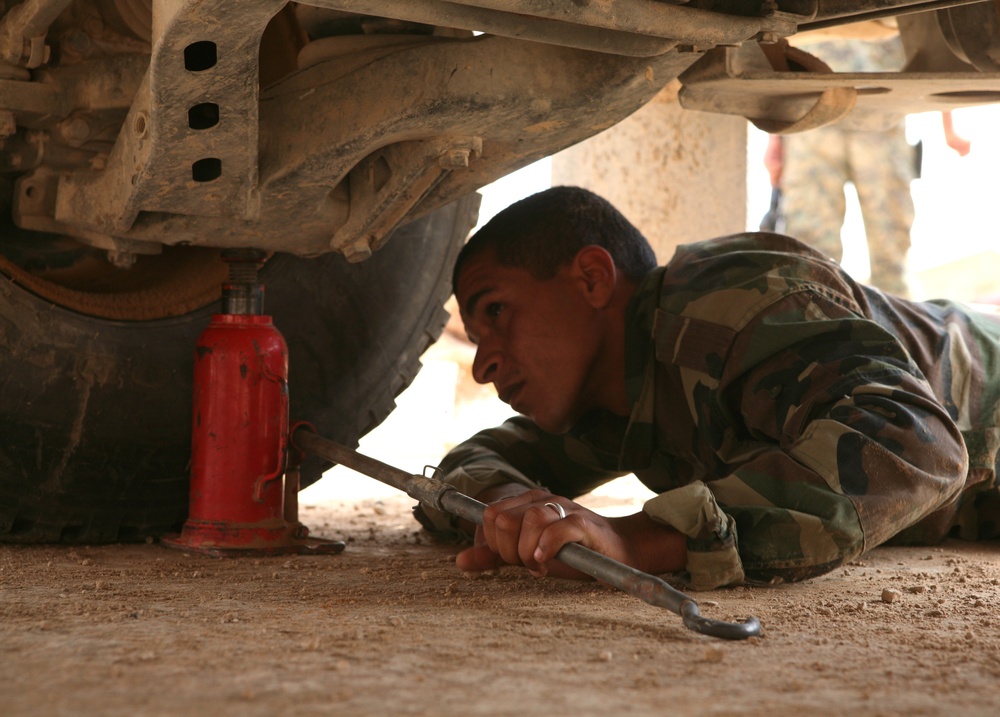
[453, 186, 658, 292]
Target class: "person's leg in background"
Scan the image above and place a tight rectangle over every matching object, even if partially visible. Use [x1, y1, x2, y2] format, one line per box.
[847, 124, 916, 297]
[781, 126, 851, 263]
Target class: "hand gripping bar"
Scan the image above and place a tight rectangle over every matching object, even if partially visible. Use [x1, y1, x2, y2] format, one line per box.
[292, 425, 761, 640]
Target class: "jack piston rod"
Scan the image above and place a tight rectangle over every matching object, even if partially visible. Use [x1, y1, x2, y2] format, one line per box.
[292, 426, 761, 641]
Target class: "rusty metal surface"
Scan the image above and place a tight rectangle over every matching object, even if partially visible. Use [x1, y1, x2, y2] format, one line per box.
[308, 0, 800, 55]
[803, 0, 987, 29]
[679, 40, 1000, 130]
[62, 35, 700, 255]
[56, 0, 286, 236]
[2, 0, 1000, 262]
[0, 0, 73, 67]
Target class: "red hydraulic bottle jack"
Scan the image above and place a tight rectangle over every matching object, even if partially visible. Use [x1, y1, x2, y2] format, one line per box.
[163, 249, 343, 556]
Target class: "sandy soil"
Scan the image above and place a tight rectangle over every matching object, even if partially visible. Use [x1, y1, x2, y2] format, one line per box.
[4, 328, 999, 716]
[3, 486, 999, 717]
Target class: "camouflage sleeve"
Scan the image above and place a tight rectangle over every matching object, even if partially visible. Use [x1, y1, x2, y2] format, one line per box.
[642, 482, 745, 590]
[675, 289, 970, 588]
[415, 415, 627, 535]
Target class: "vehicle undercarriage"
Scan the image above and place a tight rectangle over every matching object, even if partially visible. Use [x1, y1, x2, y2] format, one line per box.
[2, 0, 997, 541]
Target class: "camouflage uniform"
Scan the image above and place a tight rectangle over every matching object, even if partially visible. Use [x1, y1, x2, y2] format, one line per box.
[781, 37, 915, 296]
[418, 234, 1000, 590]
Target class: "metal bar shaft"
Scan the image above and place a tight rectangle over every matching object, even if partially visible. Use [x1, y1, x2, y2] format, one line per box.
[802, 0, 985, 31]
[292, 426, 761, 640]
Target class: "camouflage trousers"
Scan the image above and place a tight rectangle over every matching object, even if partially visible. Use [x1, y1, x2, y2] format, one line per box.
[781, 123, 915, 297]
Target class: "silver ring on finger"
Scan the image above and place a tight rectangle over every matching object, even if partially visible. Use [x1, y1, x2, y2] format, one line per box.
[543, 502, 567, 520]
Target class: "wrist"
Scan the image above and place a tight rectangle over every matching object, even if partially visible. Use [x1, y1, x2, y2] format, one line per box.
[610, 511, 687, 575]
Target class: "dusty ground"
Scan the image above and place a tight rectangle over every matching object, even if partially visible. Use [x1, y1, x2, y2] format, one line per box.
[3, 486, 1000, 717]
[4, 332, 1000, 716]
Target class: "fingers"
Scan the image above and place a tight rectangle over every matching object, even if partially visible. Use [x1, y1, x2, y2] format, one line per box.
[516, 502, 569, 573]
[477, 491, 593, 577]
[488, 499, 548, 569]
[478, 489, 544, 565]
[455, 543, 506, 572]
[532, 513, 586, 566]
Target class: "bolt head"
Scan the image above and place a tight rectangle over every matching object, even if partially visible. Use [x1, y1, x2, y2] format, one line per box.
[344, 242, 373, 262]
[0, 111, 15, 138]
[439, 148, 471, 168]
[61, 117, 91, 143]
[107, 250, 137, 269]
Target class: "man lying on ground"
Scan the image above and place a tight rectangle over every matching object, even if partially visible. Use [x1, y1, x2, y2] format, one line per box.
[415, 186, 1000, 590]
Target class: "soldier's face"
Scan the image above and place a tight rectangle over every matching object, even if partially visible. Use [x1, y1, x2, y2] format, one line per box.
[456, 249, 605, 434]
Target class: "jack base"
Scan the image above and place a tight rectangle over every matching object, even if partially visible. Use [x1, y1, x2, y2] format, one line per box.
[161, 520, 346, 557]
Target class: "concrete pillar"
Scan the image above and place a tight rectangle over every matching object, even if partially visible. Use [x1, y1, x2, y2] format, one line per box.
[551, 81, 747, 262]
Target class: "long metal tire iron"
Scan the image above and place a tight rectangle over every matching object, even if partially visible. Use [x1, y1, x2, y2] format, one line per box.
[292, 425, 762, 641]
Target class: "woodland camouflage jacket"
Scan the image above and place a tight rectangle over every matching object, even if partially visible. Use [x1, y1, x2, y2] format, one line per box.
[420, 233, 1000, 590]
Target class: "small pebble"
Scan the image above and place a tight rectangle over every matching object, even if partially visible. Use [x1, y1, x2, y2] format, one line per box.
[881, 588, 901, 604]
[703, 647, 725, 663]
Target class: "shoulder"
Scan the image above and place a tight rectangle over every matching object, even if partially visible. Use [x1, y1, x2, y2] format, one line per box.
[659, 233, 863, 330]
[669, 232, 827, 268]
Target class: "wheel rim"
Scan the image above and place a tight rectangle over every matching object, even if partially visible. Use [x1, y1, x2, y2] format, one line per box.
[0, 243, 227, 321]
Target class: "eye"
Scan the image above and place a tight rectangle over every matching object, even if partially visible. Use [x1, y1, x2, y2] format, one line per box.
[486, 302, 503, 319]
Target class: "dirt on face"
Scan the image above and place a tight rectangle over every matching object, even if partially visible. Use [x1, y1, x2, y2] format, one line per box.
[2, 488, 999, 717]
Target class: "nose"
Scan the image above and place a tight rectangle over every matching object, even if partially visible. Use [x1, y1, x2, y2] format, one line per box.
[471, 340, 501, 385]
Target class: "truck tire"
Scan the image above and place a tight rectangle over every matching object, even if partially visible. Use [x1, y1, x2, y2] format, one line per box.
[0, 195, 478, 543]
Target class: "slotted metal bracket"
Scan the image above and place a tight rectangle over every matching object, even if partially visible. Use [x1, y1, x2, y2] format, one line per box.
[680, 42, 1000, 133]
[55, 0, 286, 234]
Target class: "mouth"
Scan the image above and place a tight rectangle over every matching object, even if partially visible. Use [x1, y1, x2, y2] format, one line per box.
[497, 381, 525, 407]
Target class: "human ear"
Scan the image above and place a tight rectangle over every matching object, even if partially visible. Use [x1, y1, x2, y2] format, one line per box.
[570, 246, 617, 308]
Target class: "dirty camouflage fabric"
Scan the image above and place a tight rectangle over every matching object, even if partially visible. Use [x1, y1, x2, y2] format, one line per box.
[418, 234, 1000, 590]
[781, 35, 915, 297]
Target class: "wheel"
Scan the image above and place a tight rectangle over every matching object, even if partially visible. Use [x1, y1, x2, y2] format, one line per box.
[0, 194, 478, 543]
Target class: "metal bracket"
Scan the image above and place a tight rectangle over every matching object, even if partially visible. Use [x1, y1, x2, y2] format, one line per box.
[0, 0, 71, 68]
[679, 41, 1000, 133]
[335, 136, 482, 262]
[55, 0, 286, 235]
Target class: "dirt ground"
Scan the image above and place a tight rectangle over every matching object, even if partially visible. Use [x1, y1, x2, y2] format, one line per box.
[3, 485, 1000, 717]
[4, 332, 1000, 716]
